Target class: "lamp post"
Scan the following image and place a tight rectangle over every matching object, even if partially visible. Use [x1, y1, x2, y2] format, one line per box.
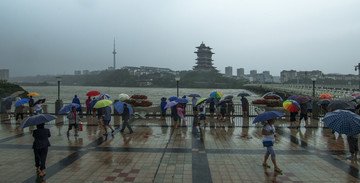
[355, 63, 360, 90]
[55, 76, 63, 114]
[311, 77, 317, 97]
[175, 74, 180, 97]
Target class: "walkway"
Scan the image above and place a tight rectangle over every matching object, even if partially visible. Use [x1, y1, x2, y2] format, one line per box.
[0, 115, 359, 183]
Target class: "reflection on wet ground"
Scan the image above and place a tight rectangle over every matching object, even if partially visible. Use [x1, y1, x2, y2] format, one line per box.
[0, 114, 359, 182]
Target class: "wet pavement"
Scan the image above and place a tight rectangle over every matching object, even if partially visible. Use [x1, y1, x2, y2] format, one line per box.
[0, 114, 359, 183]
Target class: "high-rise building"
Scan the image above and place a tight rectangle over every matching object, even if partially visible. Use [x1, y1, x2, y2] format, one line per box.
[193, 42, 217, 72]
[225, 66, 233, 76]
[250, 70, 257, 76]
[237, 68, 244, 76]
[0, 69, 9, 81]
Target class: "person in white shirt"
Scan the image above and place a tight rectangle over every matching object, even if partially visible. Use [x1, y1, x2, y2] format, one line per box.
[262, 118, 282, 174]
[199, 103, 206, 126]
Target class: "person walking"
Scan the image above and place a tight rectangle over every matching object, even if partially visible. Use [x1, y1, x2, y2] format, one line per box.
[199, 102, 207, 126]
[307, 100, 313, 118]
[32, 123, 51, 177]
[29, 96, 34, 116]
[120, 104, 133, 134]
[34, 100, 43, 115]
[160, 97, 167, 120]
[227, 100, 235, 118]
[241, 96, 249, 117]
[102, 106, 115, 136]
[177, 103, 187, 122]
[262, 118, 282, 174]
[85, 96, 92, 116]
[220, 101, 227, 122]
[171, 104, 179, 128]
[209, 99, 215, 118]
[192, 97, 198, 117]
[72, 95, 82, 115]
[67, 106, 81, 136]
[299, 103, 308, 126]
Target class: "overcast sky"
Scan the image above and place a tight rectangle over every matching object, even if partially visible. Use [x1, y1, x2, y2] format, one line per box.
[1, 0, 360, 77]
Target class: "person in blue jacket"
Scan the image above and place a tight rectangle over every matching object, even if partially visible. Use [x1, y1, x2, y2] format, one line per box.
[160, 97, 167, 120]
[72, 95, 82, 114]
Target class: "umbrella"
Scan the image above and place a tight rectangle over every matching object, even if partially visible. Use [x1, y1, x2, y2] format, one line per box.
[322, 110, 360, 135]
[90, 98, 100, 108]
[27, 92, 39, 96]
[86, 91, 101, 97]
[188, 94, 201, 98]
[287, 95, 297, 100]
[224, 95, 234, 100]
[93, 99, 113, 109]
[165, 101, 178, 109]
[100, 94, 110, 99]
[283, 100, 300, 112]
[168, 96, 178, 101]
[237, 92, 250, 97]
[210, 91, 223, 98]
[34, 98, 46, 105]
[253, 111, 285, 123]
[327, 100, 355, 111]
[338, 96, 356, 102]
[58, 103, 81, 114]
[319, 93, 333, 99]
[114, 102, 133, 115]
[119, 93, 130, 101]
[294, 96, 311, 104]
[195, 98, 207, 106]
[14, 98, 30, 107]
[18, 114, 57, 129]
[317, 99, 332, 105]
[175, 98, 189, 103]
[351, 93, 360, 98]
[265, 93, 283, 101]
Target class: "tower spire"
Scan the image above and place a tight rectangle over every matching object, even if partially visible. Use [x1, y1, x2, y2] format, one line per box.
[112, 38, 117, 70]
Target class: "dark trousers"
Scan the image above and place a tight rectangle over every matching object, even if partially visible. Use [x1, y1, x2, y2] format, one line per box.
[347, 136, 359, 154]
[120, 118, 133, 132]
[86, 109, 92, 115]
[15, 113, 24, 120]
[34, 147, 48, 170]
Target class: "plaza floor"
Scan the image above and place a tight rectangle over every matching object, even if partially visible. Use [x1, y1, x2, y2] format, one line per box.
[0, 114, 359, 183]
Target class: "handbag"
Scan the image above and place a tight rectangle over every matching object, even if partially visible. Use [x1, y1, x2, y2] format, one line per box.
[263, 141, 273, 147]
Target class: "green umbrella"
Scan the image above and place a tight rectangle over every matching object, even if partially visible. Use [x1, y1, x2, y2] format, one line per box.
[93, 99, 113, 109]
[195, 98, 207, 106]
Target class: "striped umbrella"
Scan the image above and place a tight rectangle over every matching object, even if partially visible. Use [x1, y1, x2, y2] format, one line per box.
[322, 110, 360, 135]
[210, 91, 223, 98]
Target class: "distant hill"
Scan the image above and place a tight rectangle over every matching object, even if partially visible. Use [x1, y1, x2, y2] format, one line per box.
[0, 80, 28, 99]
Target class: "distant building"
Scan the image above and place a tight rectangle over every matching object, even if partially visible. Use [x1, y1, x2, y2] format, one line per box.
[297, 70, 323, 79]
[83, 70, 89, 75]
[122, 66, 174, 76]
[0, 69, 9, 81]
[225, 66, 232, 76]
[237, 68, 244, 77]
[193, 42, 217, 72]
[280, 70, 297, 82]
[74, 70, 81, 75]
[250, 70, 257, 76]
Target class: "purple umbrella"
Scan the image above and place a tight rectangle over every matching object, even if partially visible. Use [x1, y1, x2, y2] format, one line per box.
[294, 96, 311, 104]
[164, 101, 178, 109]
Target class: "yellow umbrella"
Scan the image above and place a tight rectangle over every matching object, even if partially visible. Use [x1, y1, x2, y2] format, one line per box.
[27, 92, 39, 96]
[93, 99, 113, 109]
[195, 98, 207, 106]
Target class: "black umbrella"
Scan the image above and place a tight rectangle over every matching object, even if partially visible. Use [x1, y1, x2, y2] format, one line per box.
[224, 95, 233, 100]
[317, 99, 331, 105]
[328, 100, 355, 111]
[34, 98, 46, 105]
[294, 96, 311, 104]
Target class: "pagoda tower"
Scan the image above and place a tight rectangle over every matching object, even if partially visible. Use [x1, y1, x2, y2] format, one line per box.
[193, 42, 217, 72]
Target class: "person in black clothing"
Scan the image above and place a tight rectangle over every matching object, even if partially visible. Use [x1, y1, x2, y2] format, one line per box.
[32, 123, 51, 177]
[209, 100, 215, 118]
[120, 104, 133, 134]
[29, 96, 34, 116]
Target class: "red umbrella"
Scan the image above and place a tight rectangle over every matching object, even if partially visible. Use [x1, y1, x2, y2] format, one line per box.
[86, 91, 100, 97]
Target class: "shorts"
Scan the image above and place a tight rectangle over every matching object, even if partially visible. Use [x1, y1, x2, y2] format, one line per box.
[68, 124, 78, 130]
[193, 107, 197, 111]
[199, 114, 206, 120]
[347, 136, 359, 154]
[103, 120, 110, 125]
[173, 115, 179, 121]
[299, 113, 308, 121]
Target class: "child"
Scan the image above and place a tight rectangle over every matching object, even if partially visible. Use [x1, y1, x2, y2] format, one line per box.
[32, 123, 51, 177]
[120, 104, 133, 134]
[67, 107, 81, 136]
[199, 103, 206, 126]
[346, 134, 359, 160]
[262, 119, 282, 174]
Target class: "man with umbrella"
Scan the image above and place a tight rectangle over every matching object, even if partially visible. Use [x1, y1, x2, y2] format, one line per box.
[241, 96, 249, 117]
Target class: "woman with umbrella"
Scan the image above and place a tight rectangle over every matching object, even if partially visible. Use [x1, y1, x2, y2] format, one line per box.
[254, 111, 285, 174]
[33, 123, 51, 177]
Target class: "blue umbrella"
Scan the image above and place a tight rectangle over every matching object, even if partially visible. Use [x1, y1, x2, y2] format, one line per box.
[253, 111, 285, 123]
[322, 110, 360, 135]
[58, 103, 81, 114]
[175, 98, 189, 103]
[237, 92, 250, 97]
[188, 94, 201, 98]
[164, 101, 178, 109]
[114, 102, 133, 115]
[168, 96, 178, 101]
[14, 98, 30, 107]
[90, 98, 100, 108]
[18, 114, 57, 129]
